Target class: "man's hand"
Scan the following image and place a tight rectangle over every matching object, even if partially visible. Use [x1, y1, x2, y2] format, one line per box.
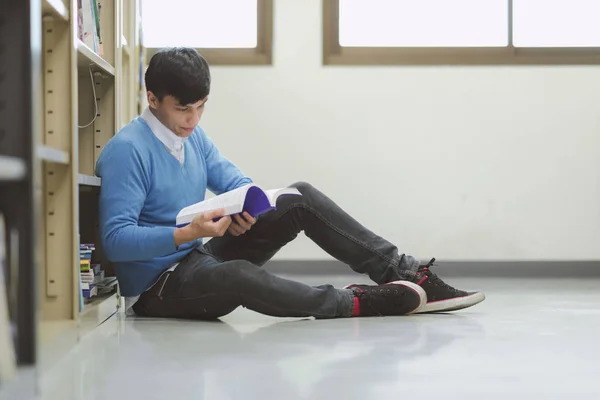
[174, 208, 232, 246]
[228, 211, 257, 236]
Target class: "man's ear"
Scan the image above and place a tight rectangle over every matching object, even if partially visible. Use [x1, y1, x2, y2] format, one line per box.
[147, 91, 159, 108]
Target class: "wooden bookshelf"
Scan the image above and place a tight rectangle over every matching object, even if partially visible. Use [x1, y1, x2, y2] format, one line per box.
[0, 1, 141, 388]
[43, 0, 140, 343]
[0, 0, 141, 383]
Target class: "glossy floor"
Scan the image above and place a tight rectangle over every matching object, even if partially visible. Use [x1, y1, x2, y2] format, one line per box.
[37, 276, 600, 399]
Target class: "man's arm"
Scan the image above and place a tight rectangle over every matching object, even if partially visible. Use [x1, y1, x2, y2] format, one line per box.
[200, 129, 253, 194]
[97, 140, 177, 262]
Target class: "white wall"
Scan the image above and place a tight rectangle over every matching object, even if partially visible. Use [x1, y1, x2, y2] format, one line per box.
[201, 0, 600, 261]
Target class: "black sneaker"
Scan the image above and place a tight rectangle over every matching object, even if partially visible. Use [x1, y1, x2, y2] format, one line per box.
[413, 258, 485, 313]
[343, 281, 426, 316]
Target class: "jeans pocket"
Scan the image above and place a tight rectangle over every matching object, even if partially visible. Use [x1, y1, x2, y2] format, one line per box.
[146, 270, 171, 298]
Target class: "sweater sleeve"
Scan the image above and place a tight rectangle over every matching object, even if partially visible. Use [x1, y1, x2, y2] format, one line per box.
[200, 130, 253, 195]
[96, 139, 177, 262]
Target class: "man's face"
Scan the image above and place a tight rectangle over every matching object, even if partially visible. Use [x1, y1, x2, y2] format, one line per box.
[147, 92, 207, 137]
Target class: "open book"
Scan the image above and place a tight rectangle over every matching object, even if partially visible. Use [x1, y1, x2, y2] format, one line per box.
[176, 184, 302, 227]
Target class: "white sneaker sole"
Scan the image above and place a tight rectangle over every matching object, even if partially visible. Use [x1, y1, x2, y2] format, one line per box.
[344, 281, 427, 314]
[414, 291, 486, 313]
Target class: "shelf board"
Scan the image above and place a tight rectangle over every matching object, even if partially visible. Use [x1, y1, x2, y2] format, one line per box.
[37, 145, 70, 165]
[79, 292, 119, 338]
[81, 291, 117, 316]
[0, 155, 26, 181]
[77, 40, 115, 76]
[42, 0, 69, 21]
[77, 173, 101, 186]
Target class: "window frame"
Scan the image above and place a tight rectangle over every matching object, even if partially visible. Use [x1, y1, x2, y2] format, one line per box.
[323, 0, 600, 65]
[144, 0, 273, 65]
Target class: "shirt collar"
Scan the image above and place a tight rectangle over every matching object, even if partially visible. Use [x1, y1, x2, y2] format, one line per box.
[141, 106, 187, 152]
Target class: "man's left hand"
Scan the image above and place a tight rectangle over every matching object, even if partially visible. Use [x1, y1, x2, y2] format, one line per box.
[228, 211, 257, 236]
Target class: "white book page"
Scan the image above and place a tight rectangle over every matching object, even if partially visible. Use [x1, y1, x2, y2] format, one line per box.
[178, 184, 253, 224]
[265, 188, 302, 207]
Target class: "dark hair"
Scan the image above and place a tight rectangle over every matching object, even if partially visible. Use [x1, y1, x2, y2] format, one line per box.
[144, 47, 211, 105]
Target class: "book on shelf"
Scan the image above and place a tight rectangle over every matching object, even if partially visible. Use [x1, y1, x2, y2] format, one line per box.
[81, 270, 94, 283]
[93, 0, 104, 57]
[79, 243, 117, 302]
[97, 277, 118, 296]
[79, 244, 96, 301]
[78, 0, 94, 50]
[78, 0, 103, 56]
[80, 258, 91, 272]
[176, 184, 302, 227]
[81, 282, 98, 299]
[78, 236, 84, 311]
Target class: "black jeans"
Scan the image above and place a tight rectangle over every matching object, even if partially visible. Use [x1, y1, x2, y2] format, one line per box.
[133, 182, 420, 320]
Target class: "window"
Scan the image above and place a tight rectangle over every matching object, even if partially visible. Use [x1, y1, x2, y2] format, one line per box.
[142, 0, 273, 65]
[324, 0, 600, 65]
[513, 0, 600, 47]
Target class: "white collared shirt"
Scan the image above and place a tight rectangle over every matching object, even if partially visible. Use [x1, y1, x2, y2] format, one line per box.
[141, 106, 186, 165]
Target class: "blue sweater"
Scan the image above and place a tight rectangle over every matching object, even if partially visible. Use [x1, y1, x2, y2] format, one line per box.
[95, 117, 252, 296]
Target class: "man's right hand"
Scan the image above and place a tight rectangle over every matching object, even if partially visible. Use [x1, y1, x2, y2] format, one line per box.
[174, 208, 232, 247]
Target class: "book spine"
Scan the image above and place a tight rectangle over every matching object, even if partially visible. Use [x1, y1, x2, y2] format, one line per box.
[93, 0, 103, 57]
[90, 0, 98, 53]
[81, 0, 95, 50]
[77, 0, 83, 40]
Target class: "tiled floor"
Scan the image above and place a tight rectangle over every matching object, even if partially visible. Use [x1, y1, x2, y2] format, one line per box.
[32, 276, 600, 399]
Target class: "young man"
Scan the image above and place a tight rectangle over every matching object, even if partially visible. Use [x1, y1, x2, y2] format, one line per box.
[96, 48, 485, 320]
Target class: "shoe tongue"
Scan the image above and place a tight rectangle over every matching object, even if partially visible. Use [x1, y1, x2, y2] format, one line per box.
[427, 271, 453, 290]
[422, 267, 444, 285]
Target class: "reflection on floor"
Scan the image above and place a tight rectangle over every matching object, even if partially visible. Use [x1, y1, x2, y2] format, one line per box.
[37, 276, 600, 400]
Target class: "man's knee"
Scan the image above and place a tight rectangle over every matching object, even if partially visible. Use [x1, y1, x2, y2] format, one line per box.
[289, 181, 315, 195]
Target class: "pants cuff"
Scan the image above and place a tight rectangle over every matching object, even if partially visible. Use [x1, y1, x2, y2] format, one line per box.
[336, 288, 356, 317]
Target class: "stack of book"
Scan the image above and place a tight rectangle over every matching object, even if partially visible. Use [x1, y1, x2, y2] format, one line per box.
[79, 244, 118, 306]
[80, 243, 99, 300]
[77, 0, 104, 56]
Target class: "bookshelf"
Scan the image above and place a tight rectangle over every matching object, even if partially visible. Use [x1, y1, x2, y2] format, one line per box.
[0, 0, 142, 386]
[76, 39, 116, 76]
